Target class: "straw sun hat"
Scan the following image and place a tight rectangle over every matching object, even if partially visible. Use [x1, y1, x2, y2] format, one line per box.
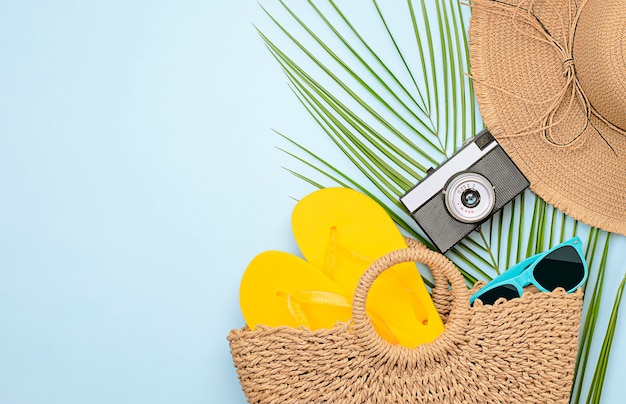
[469, 0, 626, 235]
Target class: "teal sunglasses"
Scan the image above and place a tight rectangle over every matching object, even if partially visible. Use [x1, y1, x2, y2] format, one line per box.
[470, 237, 588, 306]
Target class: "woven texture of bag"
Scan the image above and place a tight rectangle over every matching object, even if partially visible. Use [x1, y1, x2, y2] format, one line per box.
[228, 240, 583, 403]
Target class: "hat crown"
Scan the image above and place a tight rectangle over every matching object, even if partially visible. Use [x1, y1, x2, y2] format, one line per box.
[573, 0, 626, 131]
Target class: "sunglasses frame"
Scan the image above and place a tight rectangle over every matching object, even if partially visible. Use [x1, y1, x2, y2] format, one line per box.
[470, 236, 588, 305]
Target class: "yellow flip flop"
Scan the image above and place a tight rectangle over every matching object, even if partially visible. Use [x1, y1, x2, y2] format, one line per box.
[291, 187, 444, 347]
[239, 250, 399, 343]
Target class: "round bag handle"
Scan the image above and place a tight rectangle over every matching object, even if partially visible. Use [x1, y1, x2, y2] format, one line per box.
[351, 240, 472, 362]
[404, 238, 454, 306]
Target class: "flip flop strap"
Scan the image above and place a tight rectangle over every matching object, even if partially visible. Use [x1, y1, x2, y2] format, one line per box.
[277, 290, 399, 344]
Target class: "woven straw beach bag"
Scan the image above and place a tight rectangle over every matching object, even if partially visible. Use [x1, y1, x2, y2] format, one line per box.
[228, 239, 583, 403]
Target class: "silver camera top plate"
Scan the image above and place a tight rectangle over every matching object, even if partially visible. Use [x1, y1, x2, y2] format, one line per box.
[400, 138, 498, 212]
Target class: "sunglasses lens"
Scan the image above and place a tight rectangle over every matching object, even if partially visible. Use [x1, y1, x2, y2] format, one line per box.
[476, 284, 520, 305]
[533, 245, 585, 291]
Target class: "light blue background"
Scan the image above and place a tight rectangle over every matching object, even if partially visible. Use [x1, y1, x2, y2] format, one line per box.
[0, 1, 624, 403]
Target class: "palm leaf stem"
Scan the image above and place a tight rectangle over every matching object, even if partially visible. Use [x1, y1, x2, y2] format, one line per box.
[496, 208, 505, 269]
[559, 211, 567, 243]
[535, 201, 548, 253]
[548, 205, 557, 247]
[586, 271, 626, 404]
[516, 191, 526, 263]
[572, 232, 610, 403]
[505, 198, 517, 270]
[583, 229, 600, 276]
[525, 198, 543, 257]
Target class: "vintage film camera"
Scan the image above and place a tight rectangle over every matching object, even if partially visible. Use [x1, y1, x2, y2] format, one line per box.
[400, 130, 530, 253]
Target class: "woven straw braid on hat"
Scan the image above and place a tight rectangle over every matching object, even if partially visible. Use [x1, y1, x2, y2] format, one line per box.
[228, 239, 583, 403]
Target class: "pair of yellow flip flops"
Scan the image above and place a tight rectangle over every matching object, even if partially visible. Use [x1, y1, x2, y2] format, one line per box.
[239, 188, 444, 347]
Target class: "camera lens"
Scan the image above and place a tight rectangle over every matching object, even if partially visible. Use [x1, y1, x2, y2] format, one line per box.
[461, 189, 481, 208]
[444, 173, 495, 223]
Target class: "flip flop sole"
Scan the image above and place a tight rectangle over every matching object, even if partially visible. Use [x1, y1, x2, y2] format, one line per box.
[239, 251, 352, 331]
[292, 187, 444, 347]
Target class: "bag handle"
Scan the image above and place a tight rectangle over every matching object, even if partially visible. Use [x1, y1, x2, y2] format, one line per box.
[351, 240, 472, 363]
[404, 238, 453, 307]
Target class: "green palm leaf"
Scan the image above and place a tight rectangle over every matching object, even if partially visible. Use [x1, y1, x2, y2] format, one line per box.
[257, 1, 623, 401]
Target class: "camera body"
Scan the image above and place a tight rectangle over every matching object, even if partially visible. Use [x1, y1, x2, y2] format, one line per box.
[400, 130, 529, 253]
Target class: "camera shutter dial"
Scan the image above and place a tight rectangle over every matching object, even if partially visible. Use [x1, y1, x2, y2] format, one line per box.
[444, 173, 495, 223]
